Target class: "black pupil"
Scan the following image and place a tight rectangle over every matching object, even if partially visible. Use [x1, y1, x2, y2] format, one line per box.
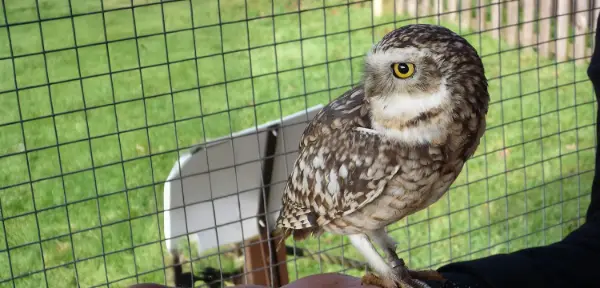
[398, 63, 409, 74]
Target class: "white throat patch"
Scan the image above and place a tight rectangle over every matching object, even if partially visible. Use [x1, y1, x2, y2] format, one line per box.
[370, 86, 448, 120]
[369, 83, 450, 145]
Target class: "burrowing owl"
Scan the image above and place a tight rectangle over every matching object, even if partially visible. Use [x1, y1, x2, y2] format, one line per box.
[275, 24, 489, 288]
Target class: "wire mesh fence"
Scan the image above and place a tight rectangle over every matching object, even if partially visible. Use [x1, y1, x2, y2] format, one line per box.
[0, 0, 598, 287]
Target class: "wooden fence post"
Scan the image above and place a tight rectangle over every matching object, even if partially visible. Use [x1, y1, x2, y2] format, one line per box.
[505, 0, 519, 46]
[446, 0, 458, 23]
[420, 0, 430, 20]
[476, 0, 486, 32]
[522, 0, 536, 47]
[539, 0, 553, 58]
[408, 0, 418, 20]
[575, 0, 590, 65]
[556, 0, 571, 62]
[490, 0, 501, 39]
[373, 0, 383, 17]
[396, 0, 405, 17]
[432, 0, 440, 23]
[460, 0, 471, 30]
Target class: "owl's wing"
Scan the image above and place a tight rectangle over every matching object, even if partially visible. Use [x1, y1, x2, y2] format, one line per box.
[275, 123, 404, 231]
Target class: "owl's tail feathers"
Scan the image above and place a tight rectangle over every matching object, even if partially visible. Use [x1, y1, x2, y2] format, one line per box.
[276, 205, 317, 230]
[273, 205, 319, 252]
[272, 228, 292, 253]
[273, 227, 322, 253]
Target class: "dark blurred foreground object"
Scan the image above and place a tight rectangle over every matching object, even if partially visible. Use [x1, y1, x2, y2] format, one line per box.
[130, 273, 380, 288]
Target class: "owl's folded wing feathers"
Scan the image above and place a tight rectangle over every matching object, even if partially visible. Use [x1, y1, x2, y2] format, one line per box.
[275, 122, 404, 233]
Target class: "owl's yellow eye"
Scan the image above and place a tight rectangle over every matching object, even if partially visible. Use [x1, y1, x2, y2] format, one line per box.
[391, 63, 415, 79]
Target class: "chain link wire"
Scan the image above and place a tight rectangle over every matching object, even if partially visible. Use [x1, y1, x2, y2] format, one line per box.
[0, 0, 597, 287]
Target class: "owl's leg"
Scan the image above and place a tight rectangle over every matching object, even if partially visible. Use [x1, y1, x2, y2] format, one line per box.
[367, 229, 403, 266]
[369, 229, 445, 284]
[349, 233, 422, 288]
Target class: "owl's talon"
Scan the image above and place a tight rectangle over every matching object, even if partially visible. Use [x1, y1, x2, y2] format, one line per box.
[361, 272, 403, 288]
[361, 271, 424, 288]
[391, 260, 411, 281]
[360, 272, 387, 287]
[389, 258, 405, 268]
[389, 263, 439, 288]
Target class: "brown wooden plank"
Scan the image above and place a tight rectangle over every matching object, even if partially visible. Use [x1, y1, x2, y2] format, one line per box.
[243, 234, 289, 287]
[243, 237, 270, 286]
[272, 234, 290, 286]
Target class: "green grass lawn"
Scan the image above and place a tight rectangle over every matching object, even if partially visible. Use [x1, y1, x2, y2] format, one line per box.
[0, 0, 597, 287]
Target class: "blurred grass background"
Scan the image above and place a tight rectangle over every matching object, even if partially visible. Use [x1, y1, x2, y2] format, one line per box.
[0, 0, 597, 287]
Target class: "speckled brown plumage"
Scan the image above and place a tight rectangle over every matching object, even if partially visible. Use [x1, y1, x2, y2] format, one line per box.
[274, 24, 489, 288]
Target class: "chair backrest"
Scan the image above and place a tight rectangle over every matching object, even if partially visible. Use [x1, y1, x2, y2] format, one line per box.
[163, 105, 324, 255]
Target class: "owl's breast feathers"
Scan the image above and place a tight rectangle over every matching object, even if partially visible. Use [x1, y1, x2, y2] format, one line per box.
[274, 85, 484, 241]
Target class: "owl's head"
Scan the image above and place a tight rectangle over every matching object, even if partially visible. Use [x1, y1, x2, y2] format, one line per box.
[362, 24, 489, 145]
